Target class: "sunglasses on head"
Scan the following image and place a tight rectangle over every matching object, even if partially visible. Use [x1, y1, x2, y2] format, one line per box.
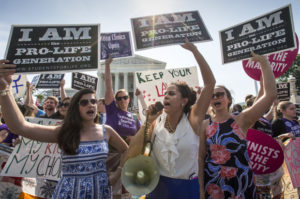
[79, 99, 97, 106]
[116, 96, 129, 101]
[212, 92, 225, 99]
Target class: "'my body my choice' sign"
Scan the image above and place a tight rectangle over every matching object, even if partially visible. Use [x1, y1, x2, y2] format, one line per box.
[0, 117, 62, 181]
[5, 24, 100, 73]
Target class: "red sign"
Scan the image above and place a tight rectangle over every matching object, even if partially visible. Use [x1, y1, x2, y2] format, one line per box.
[246, 129, 284, 175]
[242, 33, 299, 81]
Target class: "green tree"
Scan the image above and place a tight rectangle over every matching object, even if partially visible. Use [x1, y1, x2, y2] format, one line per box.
[278, 54, 300, 94]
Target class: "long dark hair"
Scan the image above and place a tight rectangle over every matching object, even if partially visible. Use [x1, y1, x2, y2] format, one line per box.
[170, 82, 196, 114]
[57, 88, 95, 155]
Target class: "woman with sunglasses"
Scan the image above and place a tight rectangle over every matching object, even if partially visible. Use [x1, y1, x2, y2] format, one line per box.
[126, 38, 215, 199]
[104, 55, 141, 197]
[0, 60, 128, 199]
[198, 52, 276, 199]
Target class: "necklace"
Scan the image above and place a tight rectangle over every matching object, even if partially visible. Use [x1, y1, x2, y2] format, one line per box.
[165, 117, 176, 133]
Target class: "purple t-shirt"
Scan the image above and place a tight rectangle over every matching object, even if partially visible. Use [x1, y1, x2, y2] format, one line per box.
[105, 101, 140, 137]
[0, 124, 18, 146]
[282, 118, 300, 137]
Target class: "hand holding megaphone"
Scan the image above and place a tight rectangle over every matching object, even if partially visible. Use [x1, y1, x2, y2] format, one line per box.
[146, 101, 164, 124]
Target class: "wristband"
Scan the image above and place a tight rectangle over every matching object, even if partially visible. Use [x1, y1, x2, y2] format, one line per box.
[0, 89, 10, 96]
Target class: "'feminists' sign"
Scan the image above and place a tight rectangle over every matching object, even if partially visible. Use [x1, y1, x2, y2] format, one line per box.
[5, 24, 100, 73]
[246, 129, 284, 175]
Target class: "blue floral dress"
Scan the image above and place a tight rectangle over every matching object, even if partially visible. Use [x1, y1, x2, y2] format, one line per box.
[52, 127, 111, 199]
[204, 117, 257, 199]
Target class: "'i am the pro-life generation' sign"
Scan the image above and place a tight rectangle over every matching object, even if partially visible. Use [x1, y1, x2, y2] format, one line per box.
[35, 74, 64, 89]
[72, 72, 98, 91]
[220, 5, 296, 64]
[100, 32, 133, 60]
[131, 11, 212, 50]
[5, 24, 100, 73]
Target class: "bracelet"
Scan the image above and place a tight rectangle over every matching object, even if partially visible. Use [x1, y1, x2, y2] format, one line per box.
[0, 89, 10, 96]
[117, 166, 122, 170]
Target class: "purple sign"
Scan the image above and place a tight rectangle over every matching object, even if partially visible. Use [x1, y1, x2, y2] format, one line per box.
[246, 129, 284, 175]
[100, 32, 133, 60]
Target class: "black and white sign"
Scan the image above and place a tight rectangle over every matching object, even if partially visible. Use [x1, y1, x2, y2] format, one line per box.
[220, 5, 296, 64]
[5, 24, 100, 73]
[36, 74, 64, 89]
[277, 82, 290, 101]
[295, 104, 300, 117]
[101, 32, 133, 60]
[31, 75, 40, 87]
[72, 72, 98, 91]
[131, 11, 212, 50]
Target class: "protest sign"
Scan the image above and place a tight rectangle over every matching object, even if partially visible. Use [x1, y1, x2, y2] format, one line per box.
[72, 72, 98, 91]
[1, 117, 62, 181]
[135, 67, 199, 122]
[131, 11, 212, 50]
[220, 5, 296, 64]
[246, 129, 284, 175]
[284, 138, 300, 189]
[276, 82, 290, 101]
[5, 24, 100, 73]
[31, 75, 40, 87]
[101, 32, 133, 59]
[12, 74, 27, 99]
[36, 74, 64, 89]
[242, 33, 299, 81]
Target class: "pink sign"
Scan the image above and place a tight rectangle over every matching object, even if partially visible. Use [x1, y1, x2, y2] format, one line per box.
[246, 129, 284, 175]
[242, 33, 299, 81]
[284, 138, 300, 188]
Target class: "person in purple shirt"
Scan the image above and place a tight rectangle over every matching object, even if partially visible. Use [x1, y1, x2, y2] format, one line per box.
[104, 56, 140, 143]
[272, 101, 300, 139]
[104, 55, 141, 197]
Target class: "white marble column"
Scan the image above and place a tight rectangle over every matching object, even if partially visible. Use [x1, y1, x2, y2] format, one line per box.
[114, 72, 119, 92]
[133, 73, 137, 107]
[124, 72, 128, 91]
[96, 70, 102, 99]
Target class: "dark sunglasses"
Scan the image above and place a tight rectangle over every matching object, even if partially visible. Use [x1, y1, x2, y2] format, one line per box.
[116, 96, 129, 101]
[61, 102, 70, 108]
[212, 92, 225, 99]
[79, 99, 97, 106]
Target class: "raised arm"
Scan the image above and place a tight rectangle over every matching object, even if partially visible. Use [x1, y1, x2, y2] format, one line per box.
[60, 78, 67, 101]
[237, 52, 277, 132]
[104, 56, 114, 105]
[0, 60, 59, 143]
[181, 38, 216, 132]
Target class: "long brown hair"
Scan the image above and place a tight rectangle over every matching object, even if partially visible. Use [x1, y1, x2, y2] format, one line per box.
[57, 88, 95, 155]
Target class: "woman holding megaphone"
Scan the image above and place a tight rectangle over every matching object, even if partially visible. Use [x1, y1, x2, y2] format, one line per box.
[124, 38, 215, 199]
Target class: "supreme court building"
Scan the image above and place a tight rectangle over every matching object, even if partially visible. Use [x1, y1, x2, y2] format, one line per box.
[96, 54, 166, 109]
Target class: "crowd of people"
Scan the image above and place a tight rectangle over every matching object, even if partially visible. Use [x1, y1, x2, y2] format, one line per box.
[0, 38, 299, 199]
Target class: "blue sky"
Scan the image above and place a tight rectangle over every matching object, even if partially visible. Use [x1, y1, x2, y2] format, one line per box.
[0, 0, 299, 103]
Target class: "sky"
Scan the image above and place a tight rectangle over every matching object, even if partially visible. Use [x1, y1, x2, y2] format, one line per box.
[0, 0, 299, 104]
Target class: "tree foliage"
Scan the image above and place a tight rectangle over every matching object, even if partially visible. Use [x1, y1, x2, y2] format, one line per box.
[278, 54, 300, 94]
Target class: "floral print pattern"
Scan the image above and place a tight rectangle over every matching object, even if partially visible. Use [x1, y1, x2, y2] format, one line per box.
[204, 117, 257, 199]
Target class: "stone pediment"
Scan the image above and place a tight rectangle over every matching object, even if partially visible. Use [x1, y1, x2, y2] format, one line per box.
[99, 54, 166, 73]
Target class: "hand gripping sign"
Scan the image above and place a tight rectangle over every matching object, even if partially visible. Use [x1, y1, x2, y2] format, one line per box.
[242, 33, 299, 81]
[246, 129, 284, 175]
